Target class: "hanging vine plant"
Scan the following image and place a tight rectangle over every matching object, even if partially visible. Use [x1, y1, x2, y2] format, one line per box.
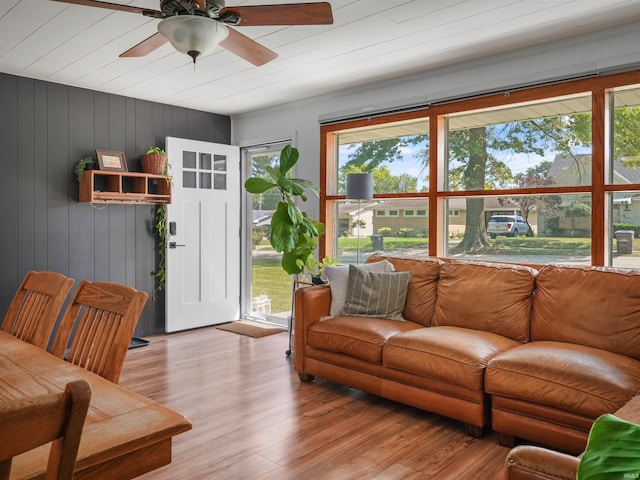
[153, 204, 168, 300]
[152, 162, 173, 300]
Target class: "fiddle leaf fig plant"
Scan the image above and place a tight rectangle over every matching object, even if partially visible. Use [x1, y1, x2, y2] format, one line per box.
[577, 414, 640, 479]
[244, 145, 324, 275]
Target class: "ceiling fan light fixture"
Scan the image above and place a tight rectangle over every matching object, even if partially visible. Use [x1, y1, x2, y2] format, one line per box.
[157, 16, 229, 63]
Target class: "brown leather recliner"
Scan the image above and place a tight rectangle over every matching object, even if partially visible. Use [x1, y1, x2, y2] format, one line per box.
[504, 446, 579, 480]
[504, 395, 640, 479]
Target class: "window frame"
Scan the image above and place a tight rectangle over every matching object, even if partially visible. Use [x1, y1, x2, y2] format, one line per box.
[320, 70, 640, 266]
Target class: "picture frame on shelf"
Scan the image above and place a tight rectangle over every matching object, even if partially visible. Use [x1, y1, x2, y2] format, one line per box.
[96, 150, 128, 172]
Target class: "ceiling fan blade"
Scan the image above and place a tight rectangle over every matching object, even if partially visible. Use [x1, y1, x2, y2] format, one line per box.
[220, 28, 278, 66]
[51, 0, 162, 16]
[120, 32, 168, 58]
[219, 2, 333, 26]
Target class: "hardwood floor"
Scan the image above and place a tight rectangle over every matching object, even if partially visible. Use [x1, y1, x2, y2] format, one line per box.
[119, 326, 510, 480]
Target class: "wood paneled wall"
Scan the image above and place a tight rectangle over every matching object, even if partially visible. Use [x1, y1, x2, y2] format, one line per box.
[0, 73, 231, 336]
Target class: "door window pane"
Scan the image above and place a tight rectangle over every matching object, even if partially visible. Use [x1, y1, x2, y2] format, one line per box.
[183, 151, 197, 169]
[200, 172, 212, 189]
[214, 174, 226, 190]
[183, 171, 196, 188]
[199, 153, 212, 170]
[214, 155, 227, 171]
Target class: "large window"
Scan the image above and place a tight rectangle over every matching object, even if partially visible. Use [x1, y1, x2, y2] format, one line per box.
[446, 195, 591, 264]
[446, 94, 592, 191]
[322, 71, 640, 267]
[329, 118, 429, 264]
[609, 86, 640, 268]
[333, 198, 428, 264]
[333, 118, 430, 196]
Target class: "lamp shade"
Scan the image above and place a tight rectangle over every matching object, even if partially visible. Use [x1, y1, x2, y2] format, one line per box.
[157, 16, 229, 63]
[346, 173, 373, 200]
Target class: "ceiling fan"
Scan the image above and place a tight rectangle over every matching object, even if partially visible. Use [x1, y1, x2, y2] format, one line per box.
[51, 0, 334, 66]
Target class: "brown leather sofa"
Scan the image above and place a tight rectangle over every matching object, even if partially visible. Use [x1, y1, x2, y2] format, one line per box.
[293, 253, 640, 453]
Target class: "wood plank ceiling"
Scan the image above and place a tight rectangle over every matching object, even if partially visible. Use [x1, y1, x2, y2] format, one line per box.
[1, 0, 640, 116]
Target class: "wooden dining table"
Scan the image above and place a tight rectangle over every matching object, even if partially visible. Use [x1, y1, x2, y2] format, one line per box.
[0, 330, 192, 480]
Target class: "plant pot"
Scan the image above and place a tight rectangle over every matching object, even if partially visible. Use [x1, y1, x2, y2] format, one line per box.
[140, 154, 167, 175]
[311, 276, 326, 285]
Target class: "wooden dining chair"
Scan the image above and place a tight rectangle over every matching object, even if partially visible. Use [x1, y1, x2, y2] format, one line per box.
[1, 271, 74, 349]
[0, 379, 91, 480]
[50, 281, 148, 384]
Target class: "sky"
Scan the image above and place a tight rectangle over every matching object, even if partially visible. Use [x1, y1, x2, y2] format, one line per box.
[338, 141, 561, 192]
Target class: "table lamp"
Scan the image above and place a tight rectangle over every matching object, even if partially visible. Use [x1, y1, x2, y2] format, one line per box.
[346, 173, 374, 264]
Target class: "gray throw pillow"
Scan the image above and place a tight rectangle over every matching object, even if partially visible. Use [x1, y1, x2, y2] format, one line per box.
[341, 265, 411, 321]
[324, 260, 394, 316]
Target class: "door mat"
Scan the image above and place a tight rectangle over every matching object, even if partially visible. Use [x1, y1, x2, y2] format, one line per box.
[216, 320, 286, 338]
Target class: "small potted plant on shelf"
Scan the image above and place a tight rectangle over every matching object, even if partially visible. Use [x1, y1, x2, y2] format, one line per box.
[74, 156, 94, 181]
[140, 147, 167, 175]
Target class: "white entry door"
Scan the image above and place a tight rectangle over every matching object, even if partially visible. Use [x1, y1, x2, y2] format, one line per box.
[165, 137, 240, 332]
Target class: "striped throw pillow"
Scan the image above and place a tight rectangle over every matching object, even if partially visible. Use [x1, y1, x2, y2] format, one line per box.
[341, 265, 411, 321]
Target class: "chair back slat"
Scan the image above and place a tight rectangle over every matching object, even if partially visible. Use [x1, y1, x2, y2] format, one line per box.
[0, 379, 91, 480]
[1, 272, 74, 349]
[51, 281, 148, 384]
[16, 292, 46, 337]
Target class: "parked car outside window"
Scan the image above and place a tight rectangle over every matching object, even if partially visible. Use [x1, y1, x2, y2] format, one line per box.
[487, 215, 533, 238]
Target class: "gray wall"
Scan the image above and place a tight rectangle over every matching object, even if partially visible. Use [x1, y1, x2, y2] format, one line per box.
[231, 22, 640, 221]
[0, 73, 230, 337]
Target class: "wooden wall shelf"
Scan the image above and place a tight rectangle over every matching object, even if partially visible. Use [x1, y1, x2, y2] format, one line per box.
[79, 170, 172, 205]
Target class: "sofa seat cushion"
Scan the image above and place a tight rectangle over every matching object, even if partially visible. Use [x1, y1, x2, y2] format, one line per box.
[307, 316, 423, 364]
[486, 341, 640, 418]
[383, 326, 521, 392]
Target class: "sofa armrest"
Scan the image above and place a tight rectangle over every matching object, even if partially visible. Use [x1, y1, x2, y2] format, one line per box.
[505, 445, 579, 480]
[294, 284, 331, 374]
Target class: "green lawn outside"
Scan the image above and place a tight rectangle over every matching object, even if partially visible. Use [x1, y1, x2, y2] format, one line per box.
[486, 237, 591, 256]
[251, 257, 292, 315]
[338, 236, 427, 251]
[263, 234, 639, 256]
[337, 235, 594, 255]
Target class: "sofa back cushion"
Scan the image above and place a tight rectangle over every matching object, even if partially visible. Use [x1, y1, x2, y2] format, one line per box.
[366, 253, 441, 326]
[432, 260, 537, 342]
[531, 265, 640, 360]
